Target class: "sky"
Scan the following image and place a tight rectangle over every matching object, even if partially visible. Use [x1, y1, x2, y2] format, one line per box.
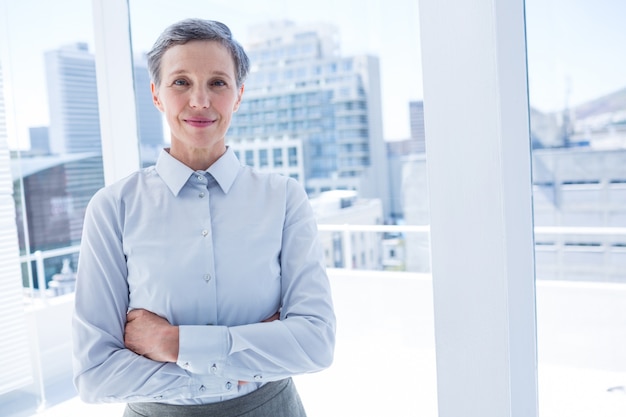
[1, 0, 625, 149]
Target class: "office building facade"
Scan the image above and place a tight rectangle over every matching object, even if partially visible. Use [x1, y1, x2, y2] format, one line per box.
[45, 43, 101, 155]
[228, 21, 390, 218]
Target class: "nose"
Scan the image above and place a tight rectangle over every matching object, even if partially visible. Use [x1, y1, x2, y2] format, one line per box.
[189, 87, 211, 108]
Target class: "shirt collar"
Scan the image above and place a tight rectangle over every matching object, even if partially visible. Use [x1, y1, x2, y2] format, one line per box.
[206, 147, 240, 194]
[155, 147, 241, 196]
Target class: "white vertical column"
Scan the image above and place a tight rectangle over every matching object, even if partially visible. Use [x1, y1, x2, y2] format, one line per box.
[418, 0, 538, 416]
[92, 0, 140, 185]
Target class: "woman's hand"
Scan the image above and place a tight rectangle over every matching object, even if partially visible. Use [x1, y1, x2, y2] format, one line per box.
[124, 309, 179, 362]
[262, 311, 280, 322]
[124, 309, 278, 364]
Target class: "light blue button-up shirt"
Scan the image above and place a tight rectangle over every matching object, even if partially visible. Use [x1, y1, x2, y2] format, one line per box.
[72, 148, 336, 404]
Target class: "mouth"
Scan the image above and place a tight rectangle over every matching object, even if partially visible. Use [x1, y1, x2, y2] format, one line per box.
[184, 117, 215, 128]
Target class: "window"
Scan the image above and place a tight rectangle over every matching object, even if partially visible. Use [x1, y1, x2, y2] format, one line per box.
[1, 0, 436, 415]
[0, 0, 105, 404]
[287, 146, 298, 167]
[526, 0, 626, 415]
[245, 149, 254, 166]
[259, 149, 268, 168]
[272, 148, 283, 167]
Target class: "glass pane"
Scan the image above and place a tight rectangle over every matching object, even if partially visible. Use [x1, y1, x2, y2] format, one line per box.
[0, 0, 103, 414]
[526, 0, 626, 415]
[2, 0, 104, 296]
[129, 1, 435, 415]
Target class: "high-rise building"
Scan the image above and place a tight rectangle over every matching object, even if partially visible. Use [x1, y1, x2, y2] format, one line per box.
[45, 43, 101, 155]
[45, 44, 165, 164]
[229, 21, 390, 219]
[29, 45, 164, 257]
[44, 43, 104, 248]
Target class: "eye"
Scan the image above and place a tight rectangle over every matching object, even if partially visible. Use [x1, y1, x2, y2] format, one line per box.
[211, 80, 227, 87]
[173, 79, 188, 86]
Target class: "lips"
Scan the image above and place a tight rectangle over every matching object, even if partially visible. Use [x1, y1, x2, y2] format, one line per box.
[185, 117, 215, 127]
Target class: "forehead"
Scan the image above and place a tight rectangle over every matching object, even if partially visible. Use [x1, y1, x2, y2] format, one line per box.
[161, 40, 236, 77]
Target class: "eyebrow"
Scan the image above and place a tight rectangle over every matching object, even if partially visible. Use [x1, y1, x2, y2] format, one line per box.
[165, 69, 234, 80]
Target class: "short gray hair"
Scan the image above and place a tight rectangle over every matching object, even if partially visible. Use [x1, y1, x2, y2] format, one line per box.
[147, 18, 250, 88]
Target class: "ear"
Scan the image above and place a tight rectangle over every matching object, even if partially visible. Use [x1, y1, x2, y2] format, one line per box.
[233, 84, 245, 112]
[151, 82, 164, 112]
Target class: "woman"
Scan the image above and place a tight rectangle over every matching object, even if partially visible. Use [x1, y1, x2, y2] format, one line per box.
[72, 18, 336, 417]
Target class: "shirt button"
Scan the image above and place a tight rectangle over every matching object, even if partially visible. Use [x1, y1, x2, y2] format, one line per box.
[254, 375, 263, 381]
[199, 385, 206, 392]
[197, 175, 203, 181]
[199, 192, 205, 198]
[225, 382, 232, 390]
[182, 362, 190, 368]
[202, 229, 209, 237]
[210, 364, 218, 373]
[204, 274, 211, 282]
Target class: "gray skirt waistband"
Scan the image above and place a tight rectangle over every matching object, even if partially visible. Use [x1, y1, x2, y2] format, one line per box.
[123, 377, 306, 417]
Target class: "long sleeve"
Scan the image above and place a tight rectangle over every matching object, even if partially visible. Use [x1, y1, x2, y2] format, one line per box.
[176, 178, 336, 382]
[72, 188, 239, 403]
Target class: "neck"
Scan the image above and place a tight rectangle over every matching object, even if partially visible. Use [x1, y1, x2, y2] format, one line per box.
[167, 145, 227, 171]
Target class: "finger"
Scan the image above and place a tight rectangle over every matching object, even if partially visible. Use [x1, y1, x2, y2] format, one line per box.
[262, 312, 280, 322]
[126, 308, 147, 320]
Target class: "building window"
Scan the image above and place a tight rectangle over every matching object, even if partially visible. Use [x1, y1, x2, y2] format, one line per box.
[245, 149, 254, 166]
[273, 148, 283, 167]
[288, 147, 298, 167]
[259, 149, 268, 167]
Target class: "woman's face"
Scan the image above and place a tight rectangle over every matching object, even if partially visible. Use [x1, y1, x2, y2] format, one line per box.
[152, 40, 243, 166]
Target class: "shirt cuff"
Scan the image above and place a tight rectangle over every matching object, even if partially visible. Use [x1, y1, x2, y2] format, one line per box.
[177, 325, 230, 375]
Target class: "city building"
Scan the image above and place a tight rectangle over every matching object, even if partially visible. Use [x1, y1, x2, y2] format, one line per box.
[310, 190, 383, 270]
[11, 153, 104, 285]
[532, 147, 626, 282]
[390, 88, 626, 278]
[228, 21, 391, 219]
[229, 135, 304, 181]
[386, 100, 427, 222]
[44, 43, 165, 164]
[133, 53, 165, 166]
[397, 139, 626, 280]
[9, 44, 166, 282]
[45, 43, 101, 155]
